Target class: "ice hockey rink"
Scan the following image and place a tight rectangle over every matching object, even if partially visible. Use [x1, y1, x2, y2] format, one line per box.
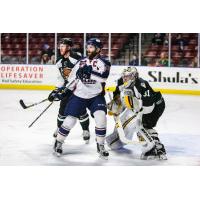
[0, 89, 200, 166]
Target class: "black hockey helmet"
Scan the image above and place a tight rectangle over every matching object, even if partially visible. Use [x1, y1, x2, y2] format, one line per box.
[59, 38, 73, 47]
[86, 38, 103, 49]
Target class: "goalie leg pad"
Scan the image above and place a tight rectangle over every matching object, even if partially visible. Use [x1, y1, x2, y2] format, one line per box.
[106, 129, 124, 150]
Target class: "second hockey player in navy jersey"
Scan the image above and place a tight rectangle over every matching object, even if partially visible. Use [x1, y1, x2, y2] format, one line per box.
[53, 38, 111, 158]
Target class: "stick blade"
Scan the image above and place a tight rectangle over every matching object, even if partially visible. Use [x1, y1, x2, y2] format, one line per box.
[19, 99, 28, 109]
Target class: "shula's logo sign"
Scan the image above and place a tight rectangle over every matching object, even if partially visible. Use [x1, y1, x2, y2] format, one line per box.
[148, 71, 198, 84]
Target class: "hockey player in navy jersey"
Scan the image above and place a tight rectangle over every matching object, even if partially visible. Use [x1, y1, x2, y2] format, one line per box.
[48, 38, 90, 143]
[53, 38, 111, 158]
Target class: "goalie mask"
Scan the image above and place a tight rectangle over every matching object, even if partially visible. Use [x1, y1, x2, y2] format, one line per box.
[121, 66, 138, 88]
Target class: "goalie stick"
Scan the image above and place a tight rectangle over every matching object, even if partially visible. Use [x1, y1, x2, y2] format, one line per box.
[106, 89, 165, 159]
[107, 91, 156, 151]
[107, 92, 146, 145]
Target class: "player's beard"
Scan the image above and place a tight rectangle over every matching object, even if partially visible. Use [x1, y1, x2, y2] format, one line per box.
[87, 50, 98, 59]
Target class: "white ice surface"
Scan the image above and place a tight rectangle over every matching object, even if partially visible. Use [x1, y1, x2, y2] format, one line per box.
[0, 89, 200, 165]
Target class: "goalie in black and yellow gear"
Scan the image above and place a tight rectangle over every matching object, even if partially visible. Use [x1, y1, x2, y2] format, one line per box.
[106, 66, 167, 160]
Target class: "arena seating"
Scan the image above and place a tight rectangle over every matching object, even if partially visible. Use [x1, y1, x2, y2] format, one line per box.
[1, 33, 130, 64]
[0, 33, 198, 66]
[144, 33, 198, 66]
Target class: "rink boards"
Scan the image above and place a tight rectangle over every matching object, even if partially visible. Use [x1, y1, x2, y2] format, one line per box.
[0, 64, 200, 95]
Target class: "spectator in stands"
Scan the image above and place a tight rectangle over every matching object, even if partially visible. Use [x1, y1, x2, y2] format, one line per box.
[152, 33, 165, 45]
[41, 53, 49, 64]
[42, 44, 53, 57]
[171, 52, 188, 67]
[147, 58, 156, 66]
[156, 52, 169, 67]
[141, 53, 148, 66]
[175, 34, 187, 51]
[18, 56, 26, 64]
[155, 59, 160, 67]
[129, 54, 139, 66]
[189, 56, 198, 67]
[48, 54, 56, 65]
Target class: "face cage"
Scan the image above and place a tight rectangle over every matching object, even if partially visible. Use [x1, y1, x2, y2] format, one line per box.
[122, 74, 136, 87]
[122, 73, 135, 81]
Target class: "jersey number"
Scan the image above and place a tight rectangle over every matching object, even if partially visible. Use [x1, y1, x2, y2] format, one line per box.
[144, 90, 150, 97]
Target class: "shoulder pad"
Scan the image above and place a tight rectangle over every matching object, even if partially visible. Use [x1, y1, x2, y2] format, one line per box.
[56, 56, 63, 63]
[99, 57, 111, 67]
[70, 51, 82, 60]
[117, 77, 124, 86]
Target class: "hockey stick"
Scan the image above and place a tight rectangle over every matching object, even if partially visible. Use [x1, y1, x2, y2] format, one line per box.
[20, 79, 77, 110]
[28, 102, 53, 128]
[28, 79, 77, 128]
[116, 109, 156, 152]
[19, 98, 48, 109]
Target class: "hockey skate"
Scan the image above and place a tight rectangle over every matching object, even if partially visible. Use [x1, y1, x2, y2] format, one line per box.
[140, 145, 159, 160]
[155, 142, 167, 160]
[151, 133, 167, 160]
[97, 143, 109, 159]
[141, 142, 167, 160]
[82, 130, 90, 144]
[53, 140, 63, 157]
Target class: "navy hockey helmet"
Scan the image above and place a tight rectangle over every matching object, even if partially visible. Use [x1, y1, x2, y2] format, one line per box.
[59, 38, 73, 47]
[86, 38, 103, 49]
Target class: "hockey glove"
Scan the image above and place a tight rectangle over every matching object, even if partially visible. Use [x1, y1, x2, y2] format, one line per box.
[48, 87, 65, 102]
[76, 64, 92, 80]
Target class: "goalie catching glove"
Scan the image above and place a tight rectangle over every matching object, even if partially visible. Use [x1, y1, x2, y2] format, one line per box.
[107, 94, 124, 116]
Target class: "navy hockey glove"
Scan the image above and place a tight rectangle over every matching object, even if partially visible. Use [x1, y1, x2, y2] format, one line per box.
[48, 87, 65, 102]
[76, 65, 92, 80]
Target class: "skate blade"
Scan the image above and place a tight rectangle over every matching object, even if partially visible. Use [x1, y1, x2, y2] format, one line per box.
[99, 154, 109, 160]
[158, 155, 168, 160]
[53, 151, 62, 157]
[141, 155, 168, 161]
[84, 140, 90, 144]
[56, 153, 62, 157]
[140, 155, 159, 160]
